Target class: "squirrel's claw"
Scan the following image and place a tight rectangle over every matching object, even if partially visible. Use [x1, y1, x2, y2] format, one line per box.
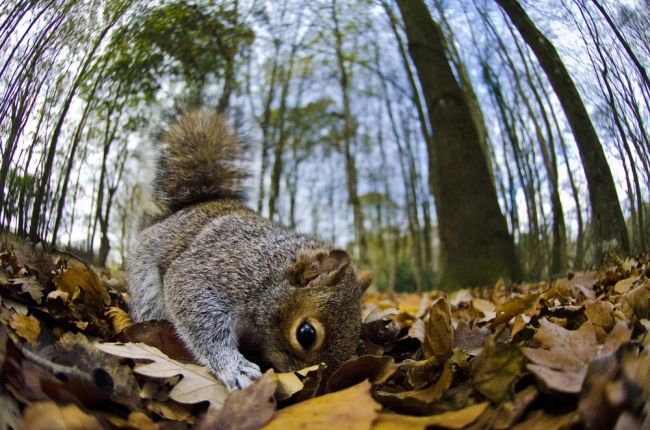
[212, 352, 262, 390]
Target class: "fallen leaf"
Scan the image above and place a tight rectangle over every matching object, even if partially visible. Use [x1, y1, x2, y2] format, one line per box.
[613, 276, 637, 294]
[423, 297, 453, 362]
[9, 313, 40, 345]
[584, 299, 615, 328]
[377, 361, 453, 405]
[117, 320, 195, 363]
[453, 320, 490, 355]
[472, 334, 524, 403]
[493, 293, 540, 326]
[619, 280, 649, 321]
[198, 371, 277, 430]
[511, 410, 578, 430]
[579, 345, 650, 430]
[106, 306, 133, 334]
[55, 332, 142, 411]
[53, 266, 110, 308]
[325, 355, 396, 393]
[95, 342, 228, 407]
[126, 411, 159, 430]
[400, 356, 441, 389]
[523, 319, 597, 393]
[263, 380, 380, 430]
[21, 401, 103, 430]
[148, 400, 195, 424]
[274, 370, 303, 400]
[372, 402, 489, 430]
[491, 385, 538, 429]
[472, 298, 496, 322]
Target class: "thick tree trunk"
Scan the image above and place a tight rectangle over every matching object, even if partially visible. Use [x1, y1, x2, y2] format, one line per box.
[397, 0, 519, 288]
[495, 0, 629, 261]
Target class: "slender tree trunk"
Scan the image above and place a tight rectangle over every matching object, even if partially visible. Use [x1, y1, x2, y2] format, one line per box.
[590, 0, 649, 90]
[495, 0, 629, 260]
[268, 41, 300, 220]
[28, 10, 123, 241]
[397, 0, 519, 287]
[332, 0, 367, 263]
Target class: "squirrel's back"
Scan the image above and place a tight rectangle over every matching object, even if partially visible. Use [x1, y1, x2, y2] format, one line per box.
[154, 108, 246, 211]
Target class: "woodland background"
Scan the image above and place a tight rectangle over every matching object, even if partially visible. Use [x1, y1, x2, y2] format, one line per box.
[1, 0, 648, 291]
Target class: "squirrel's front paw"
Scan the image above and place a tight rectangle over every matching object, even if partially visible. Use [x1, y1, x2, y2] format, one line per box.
[211, 351, 262, 390]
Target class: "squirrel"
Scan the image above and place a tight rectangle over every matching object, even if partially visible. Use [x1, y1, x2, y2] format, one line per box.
[127, 106, 371, 390]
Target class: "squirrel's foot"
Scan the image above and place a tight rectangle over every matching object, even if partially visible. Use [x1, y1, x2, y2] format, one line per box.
[211, 351, 262, 390]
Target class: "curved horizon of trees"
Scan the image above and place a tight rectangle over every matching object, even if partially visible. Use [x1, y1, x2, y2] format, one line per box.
[1, 0, 648, 290]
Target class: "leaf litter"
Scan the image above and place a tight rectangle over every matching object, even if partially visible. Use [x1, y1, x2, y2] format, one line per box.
[0, 235, 649, 429]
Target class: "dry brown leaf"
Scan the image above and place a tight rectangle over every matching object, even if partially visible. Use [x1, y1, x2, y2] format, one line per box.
[372, 402, 489, 430]
[198, 371, 277, 430]
[453, 320, 490, 355]
[423, 297, 453, 361]
[493, 293, 540, 326]
[471, 334, 524, 403]
[9, 313, 40, 345]
[22, 401, 103, 430]
[263, 380, 380, 430]
[148, 400, 195, 424]
[275, 370, 303, 400]
[117, 320, 195, 363]
[377, 360, 453, 405]
[620, 280, 649, 321]
[491, 385, 538, 429]
[400, 357, 440, 389]
[524, 319, 632, 396]
[325, 355, 397, 393]
[95, 342, 228, 407]
[106, 306, 134, 334]
[524, 319, 597, 393]
[579, 345, 650, 430]
[53, 265, 110, 308]
[472, 298, 496, 322]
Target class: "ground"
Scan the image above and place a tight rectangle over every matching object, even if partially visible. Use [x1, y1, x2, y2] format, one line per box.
[0, 236, 648, 429]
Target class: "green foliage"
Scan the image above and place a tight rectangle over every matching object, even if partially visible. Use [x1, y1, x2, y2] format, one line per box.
[98, 1, 254, 102]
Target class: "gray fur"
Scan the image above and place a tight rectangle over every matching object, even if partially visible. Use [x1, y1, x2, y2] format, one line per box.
[128, 108, 370, 389]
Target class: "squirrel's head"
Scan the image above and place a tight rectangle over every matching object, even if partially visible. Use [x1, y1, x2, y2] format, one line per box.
[259, 248, 371, 375]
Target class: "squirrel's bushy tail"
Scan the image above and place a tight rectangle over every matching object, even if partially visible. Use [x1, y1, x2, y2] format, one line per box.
[154, 108, 246, 211]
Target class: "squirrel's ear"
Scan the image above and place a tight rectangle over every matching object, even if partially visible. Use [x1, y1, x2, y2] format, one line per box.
[286, 248, 351, 287]
[356, 269, 372, 292]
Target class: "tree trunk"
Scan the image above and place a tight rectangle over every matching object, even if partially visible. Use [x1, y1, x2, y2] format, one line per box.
[28, 9, 123, 242]
[332, 0, 367, 263]
[397, 0, 519, 287]
[495, 0, 629, 261]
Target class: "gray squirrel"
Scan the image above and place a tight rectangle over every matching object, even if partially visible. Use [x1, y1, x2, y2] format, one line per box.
[127, 107, 371, 389]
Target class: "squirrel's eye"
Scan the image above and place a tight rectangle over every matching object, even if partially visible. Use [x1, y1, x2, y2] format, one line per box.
[296, 321, 316, 349]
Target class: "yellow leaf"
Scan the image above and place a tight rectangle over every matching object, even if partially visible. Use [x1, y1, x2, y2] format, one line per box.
[22, 401, 103, 430]
[263, 380, 380, 430]
[372, 402, 489, 430]
[127, 411, 158, 430]
[106, 306, 134, 333]
[9, 313, 40, 345]
[53, 266, 110, 307]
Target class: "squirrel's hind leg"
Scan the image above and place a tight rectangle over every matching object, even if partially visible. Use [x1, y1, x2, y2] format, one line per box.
[127, 233, 170, 322]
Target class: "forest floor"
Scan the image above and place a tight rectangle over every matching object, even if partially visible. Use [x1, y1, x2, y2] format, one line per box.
[0, 235, 648, 429]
